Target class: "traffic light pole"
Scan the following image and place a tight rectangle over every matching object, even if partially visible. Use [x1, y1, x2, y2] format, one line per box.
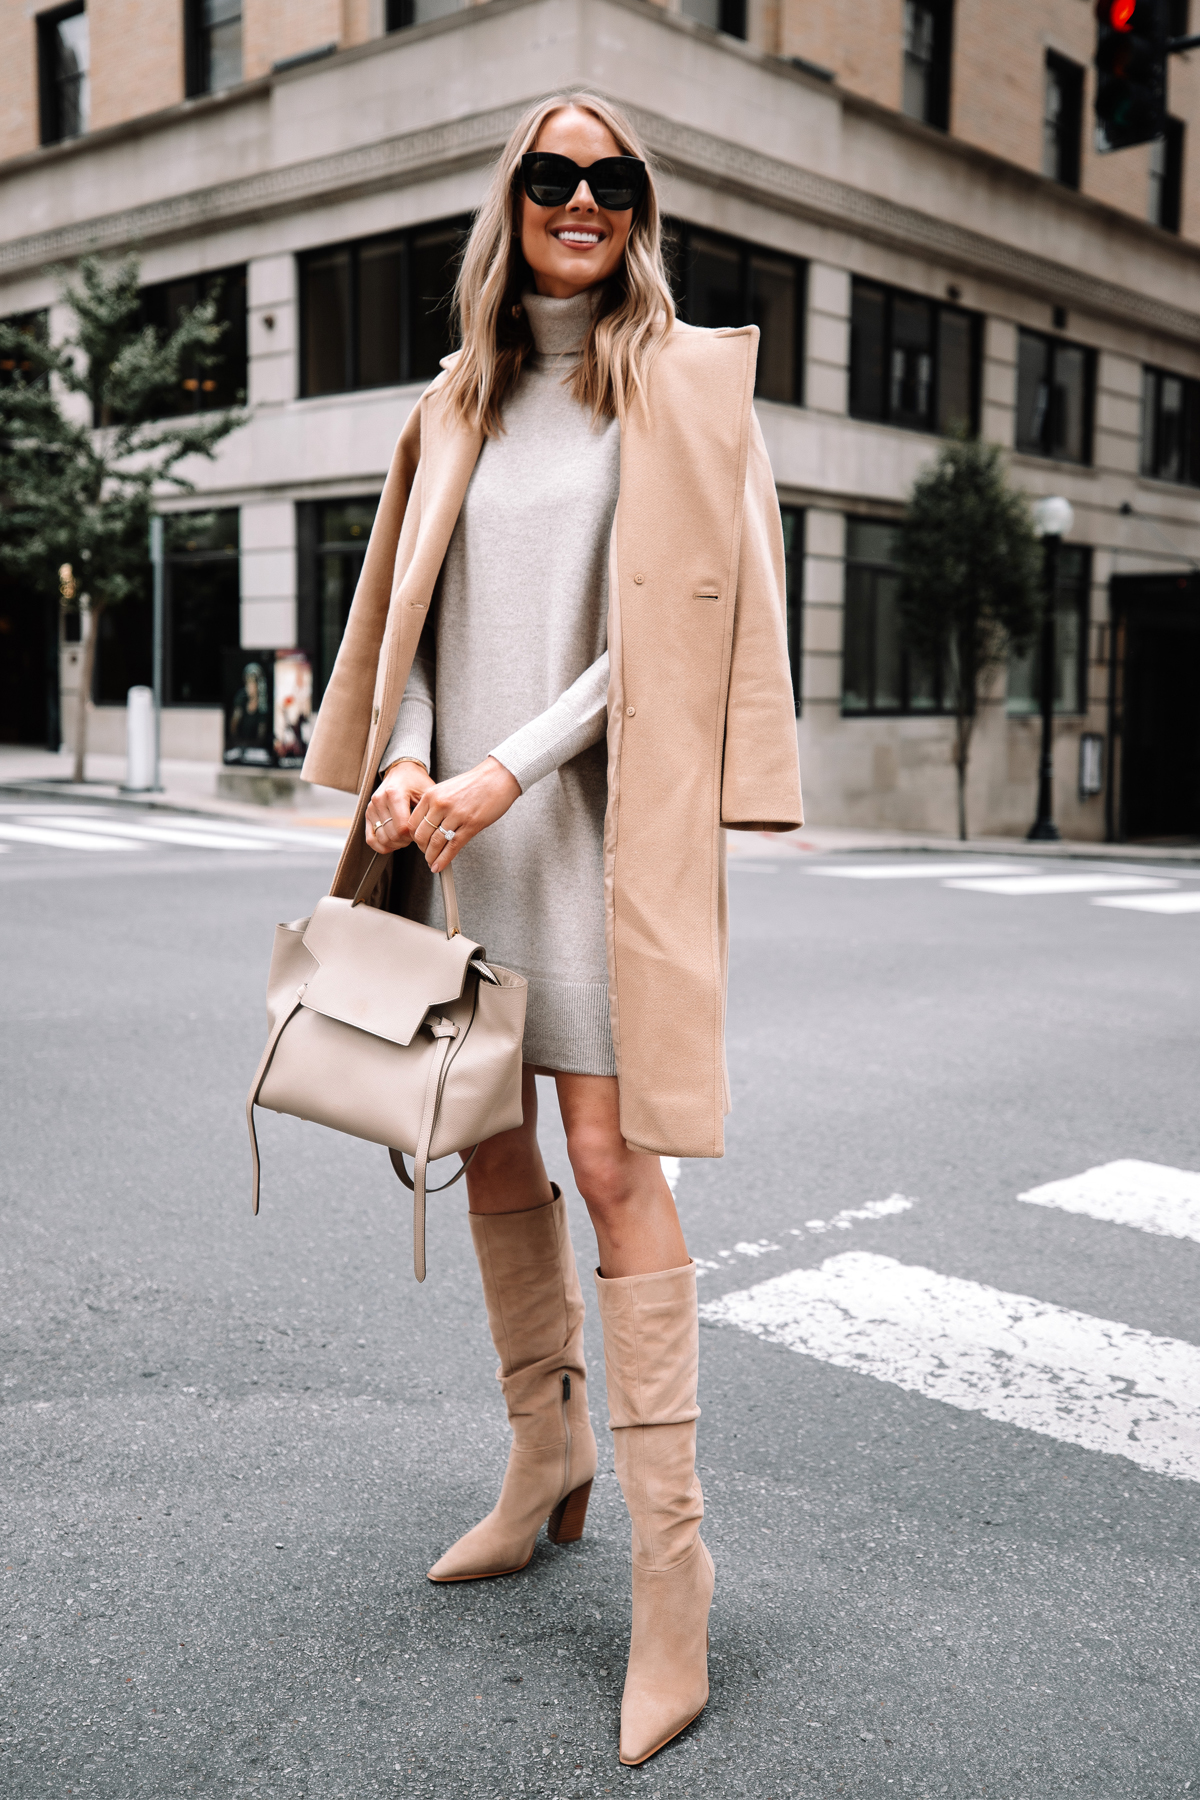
[1169, 34, 1200, 51]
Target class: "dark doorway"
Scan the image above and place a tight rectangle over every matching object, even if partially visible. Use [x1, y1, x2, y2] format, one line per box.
[0, 576, 58, 747]
[1111, 572, 1200, 841]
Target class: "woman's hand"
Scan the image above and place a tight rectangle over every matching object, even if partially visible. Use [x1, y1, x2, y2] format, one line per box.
[408, 757, 522, 873]
[365, 760, 435, 854]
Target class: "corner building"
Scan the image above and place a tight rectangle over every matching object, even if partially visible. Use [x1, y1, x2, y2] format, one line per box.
[2, 0, 1199, 840]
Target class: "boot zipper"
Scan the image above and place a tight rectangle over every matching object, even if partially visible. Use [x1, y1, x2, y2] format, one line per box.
[561, 1371, 572, 1498]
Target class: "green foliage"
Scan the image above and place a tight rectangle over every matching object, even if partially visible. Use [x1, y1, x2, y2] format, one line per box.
[896, 435, 1043, 838]
[0, 253, 245, 614]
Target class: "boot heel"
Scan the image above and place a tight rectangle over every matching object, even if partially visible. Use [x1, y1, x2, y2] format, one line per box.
[546, 1479, 592, 1545]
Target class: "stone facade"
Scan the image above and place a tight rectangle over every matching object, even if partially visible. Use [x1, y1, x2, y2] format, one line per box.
[2, 0, 1199, 838]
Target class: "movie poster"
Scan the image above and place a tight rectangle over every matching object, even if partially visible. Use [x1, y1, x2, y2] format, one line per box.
[223, 649, 312, 768]
[272, 650, 312, 769]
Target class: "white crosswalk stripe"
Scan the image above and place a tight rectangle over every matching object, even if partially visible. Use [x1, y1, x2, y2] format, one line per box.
[701, 1250, 1200, 1484]
[0, 806, 346, 856]
[1093, 891, 1200, 913]
[25, 816, 283, 851]
[0, 822, 144, 852]
[1019, 1160, 1200, 1245]
[810, 860, 1037, 880]
[944, 873, 1177, 897]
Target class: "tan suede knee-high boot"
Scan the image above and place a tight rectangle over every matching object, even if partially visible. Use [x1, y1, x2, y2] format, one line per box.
[427, 1186, 598, 1582]
[594, 1261, 714, 1766]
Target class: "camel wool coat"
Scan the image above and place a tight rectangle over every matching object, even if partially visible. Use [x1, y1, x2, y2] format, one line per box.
[303, 319, 803, 1159]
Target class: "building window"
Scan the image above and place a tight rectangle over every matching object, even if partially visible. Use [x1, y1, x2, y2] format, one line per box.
[664, 222, 805, 406]
[1141, 367, 1200, 487]
[1007, 546, 1091, 716]
[385, 0, 468, 28]
[299, 218, 469, 398]
[1149, 118, 1185, 232]
[0, 311, 49, 386]
[1043, 52, 1083, 189]
[297, 499, 380, 704]
[780, 507, 804, 715]
[842, 518, 948, 715]
[166, 511, 240, 706]
[680, 0, 746, 36]
[849, 279, 979, 436]
[1015, 329, 1093, 464]
[37, 3, 89, 145]
[184, 0, 242, 96]
[137, 266, 247, 415]
[902, 0, 953, 131]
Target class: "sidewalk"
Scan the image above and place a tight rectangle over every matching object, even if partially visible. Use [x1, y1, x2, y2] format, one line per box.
[4, 746, 1200, 864]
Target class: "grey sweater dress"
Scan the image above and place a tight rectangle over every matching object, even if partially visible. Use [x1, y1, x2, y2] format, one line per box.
[380, 289, 619, 1076]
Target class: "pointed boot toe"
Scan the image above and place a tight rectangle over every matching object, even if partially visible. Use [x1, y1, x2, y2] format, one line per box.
[427, 1514, 533, 1583]
[618, 1539, 714, 1765]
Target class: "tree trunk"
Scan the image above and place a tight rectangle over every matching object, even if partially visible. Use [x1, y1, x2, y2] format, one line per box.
[72, 597, 102, 785]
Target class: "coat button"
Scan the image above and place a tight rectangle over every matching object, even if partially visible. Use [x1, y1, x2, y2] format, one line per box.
[633, 573, 644, 585]
[372, 705, 380, 722]
[626, 705, 636, 716]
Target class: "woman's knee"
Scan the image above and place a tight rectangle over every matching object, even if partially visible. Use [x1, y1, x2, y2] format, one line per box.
[568, 1133, 637, 1217]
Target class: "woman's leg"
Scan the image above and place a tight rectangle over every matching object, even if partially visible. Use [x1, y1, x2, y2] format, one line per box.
[556, 1073, 712, 1767]
[553, 1074, 688, 1275]
[426, 1065, 596, 1583]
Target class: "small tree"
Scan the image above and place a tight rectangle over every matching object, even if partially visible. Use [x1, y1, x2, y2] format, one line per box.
[0, 256, 246, 780]
[896, 436, 1043, 840]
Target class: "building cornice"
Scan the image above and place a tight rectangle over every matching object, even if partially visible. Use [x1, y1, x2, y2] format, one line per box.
[1, 6, 1197, 346]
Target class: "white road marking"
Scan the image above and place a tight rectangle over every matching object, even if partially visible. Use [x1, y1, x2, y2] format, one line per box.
[694, 1195, 916, 1277]
[701, 1251, 1200, 1483]
[1093, 892, 1200, 914]
[943, 873, 1176, 896]
[0, 823, 144, 853]
[791, 1193, 915, 1235]
[1019, 1160, 1200, 1246]
[27, 816, 281, 852]
[810, 861, 1036, 880]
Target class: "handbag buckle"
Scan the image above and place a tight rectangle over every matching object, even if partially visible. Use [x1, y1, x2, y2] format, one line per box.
[427, 1015, 459, 1040]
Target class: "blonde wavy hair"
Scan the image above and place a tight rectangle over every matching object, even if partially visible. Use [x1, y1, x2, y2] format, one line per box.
[441, 93, 676, 436]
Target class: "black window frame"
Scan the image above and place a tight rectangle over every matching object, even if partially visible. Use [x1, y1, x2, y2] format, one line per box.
[841, 517, 952, 718]
[848, 277, 981, 437]
[1149, 116, 1185, 233]
[184, 0, 244, 98]
[0, 310, 49, 387]
[1141, 365, 1200, 487]
[297, 216, 471, 400]
[162, 509, 241, 709]
[37, 2, 88, 147]
[663, 219, 806, 408]
[1015, 327, 1095, 465]
[901, 0, 954, 132]
[1043, 51, 1084, 190]
[297, 497, 382, 705]
[680, 0, 746, 36]
[135, 264, 247, 418]
[780, 506, 804, 716]
[1007, 545, 1092, 718]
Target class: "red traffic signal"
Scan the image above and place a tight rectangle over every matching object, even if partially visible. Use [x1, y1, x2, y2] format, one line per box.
[1094, 0, 1167, 150]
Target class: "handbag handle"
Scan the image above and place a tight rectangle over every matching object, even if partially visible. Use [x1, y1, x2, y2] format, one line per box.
[351, 850, 461, 939]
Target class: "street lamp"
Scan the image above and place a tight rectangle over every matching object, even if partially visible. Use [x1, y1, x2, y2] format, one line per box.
[1027, 495, 1075, 842]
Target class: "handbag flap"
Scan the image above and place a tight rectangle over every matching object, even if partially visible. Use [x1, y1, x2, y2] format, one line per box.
[299, 896, 483, 1048]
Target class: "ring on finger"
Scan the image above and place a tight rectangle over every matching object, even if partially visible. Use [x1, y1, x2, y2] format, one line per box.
[433, 822, 456, 841]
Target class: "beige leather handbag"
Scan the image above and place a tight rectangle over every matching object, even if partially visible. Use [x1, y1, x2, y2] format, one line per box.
[245, 852, 527, 1280]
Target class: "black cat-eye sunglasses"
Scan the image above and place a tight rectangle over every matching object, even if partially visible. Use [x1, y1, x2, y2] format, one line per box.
[519, 152, 647, 212]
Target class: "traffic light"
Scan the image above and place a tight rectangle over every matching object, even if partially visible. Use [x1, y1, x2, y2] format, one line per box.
[1094, 0, 1168, 151]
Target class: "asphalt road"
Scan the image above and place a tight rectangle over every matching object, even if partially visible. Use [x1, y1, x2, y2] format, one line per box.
[3, 796, 1199, 1800]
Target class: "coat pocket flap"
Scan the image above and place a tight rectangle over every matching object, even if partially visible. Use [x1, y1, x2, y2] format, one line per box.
[300, 896, 483, 1047]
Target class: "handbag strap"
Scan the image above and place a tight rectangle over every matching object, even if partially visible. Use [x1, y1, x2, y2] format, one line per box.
[386, 1015, 460, 1282]
[352, 850, 461, 938]
[245, 984, 307, 1215]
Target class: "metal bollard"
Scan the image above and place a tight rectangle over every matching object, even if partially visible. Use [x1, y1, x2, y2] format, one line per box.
[124, 686, 156, 792]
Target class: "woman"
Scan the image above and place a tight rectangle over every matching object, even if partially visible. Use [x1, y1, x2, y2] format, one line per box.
[302, 92, 802, 1766]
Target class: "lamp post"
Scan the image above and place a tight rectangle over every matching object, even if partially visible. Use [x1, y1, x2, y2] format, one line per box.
[1027, 495, 1074, 842]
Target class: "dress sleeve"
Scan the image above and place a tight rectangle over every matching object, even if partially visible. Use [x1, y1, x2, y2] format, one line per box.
[489, 652, 609, 793]
[379, 612, 435, 774]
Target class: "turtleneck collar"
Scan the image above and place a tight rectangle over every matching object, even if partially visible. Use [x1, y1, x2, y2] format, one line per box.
[522, 287, 599, 358]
